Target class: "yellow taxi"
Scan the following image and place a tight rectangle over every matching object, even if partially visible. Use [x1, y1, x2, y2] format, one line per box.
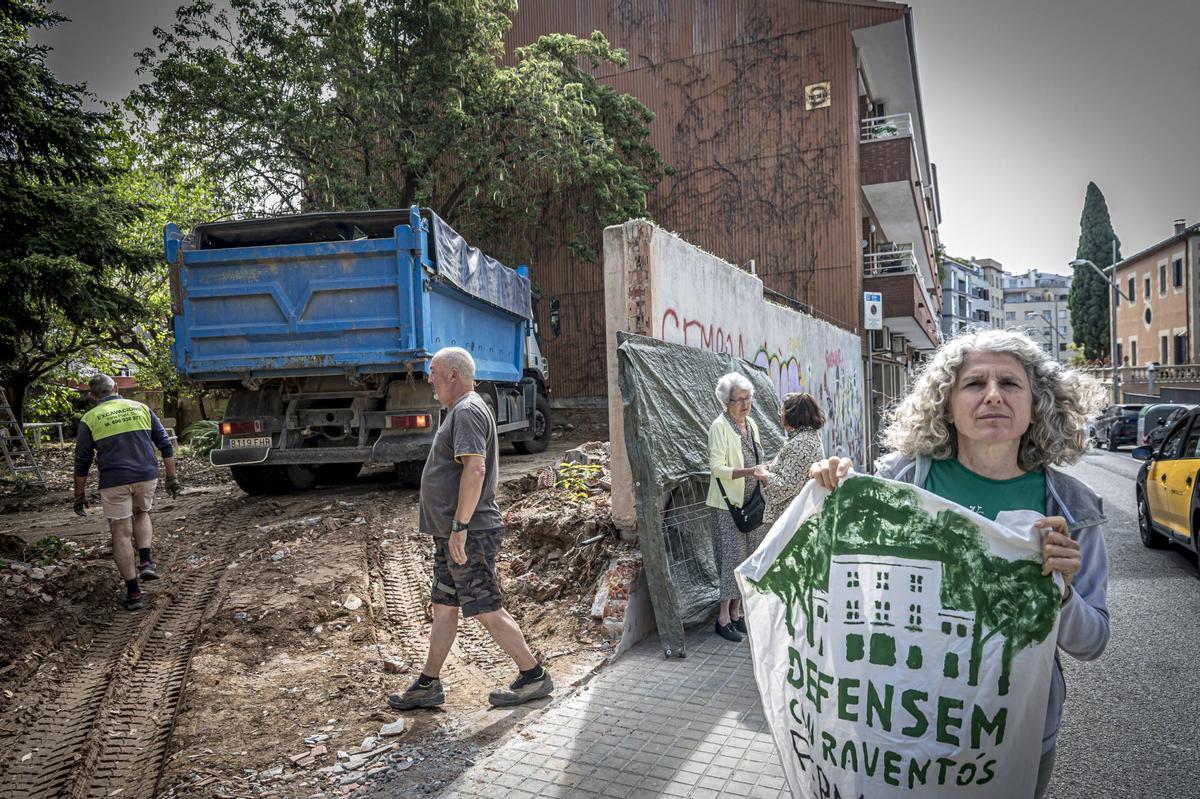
[1133, 407, 1200, 565]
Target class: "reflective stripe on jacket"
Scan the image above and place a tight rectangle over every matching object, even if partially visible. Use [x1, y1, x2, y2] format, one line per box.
[74, 396, 173, 489]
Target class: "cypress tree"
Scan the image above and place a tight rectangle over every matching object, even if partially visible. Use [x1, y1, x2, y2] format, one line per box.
[1068, 182, 1122, 362]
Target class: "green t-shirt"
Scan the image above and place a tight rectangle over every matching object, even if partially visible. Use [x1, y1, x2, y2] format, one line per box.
[923, 457, 1046, 521]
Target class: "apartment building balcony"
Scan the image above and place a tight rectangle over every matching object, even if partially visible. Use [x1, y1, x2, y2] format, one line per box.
[863, 247, 940, 350]
[860, 112, 939, 298]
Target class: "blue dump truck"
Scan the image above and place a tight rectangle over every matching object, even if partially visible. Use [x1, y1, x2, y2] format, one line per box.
[165, 207, 551, 494]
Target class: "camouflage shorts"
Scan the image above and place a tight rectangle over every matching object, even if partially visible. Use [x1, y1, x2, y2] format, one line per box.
[430, 528, 504, 618]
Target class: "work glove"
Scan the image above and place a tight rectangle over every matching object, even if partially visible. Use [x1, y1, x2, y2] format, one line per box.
[165, 475, 183, 498]
[73, 496, 87, 516]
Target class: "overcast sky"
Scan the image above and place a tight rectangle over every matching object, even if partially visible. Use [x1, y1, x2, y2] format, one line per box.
[908, 0, 1200, 274]
[35, 0, 1200, 276]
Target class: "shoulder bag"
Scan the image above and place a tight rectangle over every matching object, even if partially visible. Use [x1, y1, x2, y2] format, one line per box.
[716, 425, 766, 533]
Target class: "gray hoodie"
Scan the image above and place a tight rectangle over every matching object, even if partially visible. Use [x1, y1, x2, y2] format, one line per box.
[874, 451, 1111, 755]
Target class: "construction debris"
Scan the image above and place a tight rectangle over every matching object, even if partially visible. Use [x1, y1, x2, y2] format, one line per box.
[0, 429, 629, 799]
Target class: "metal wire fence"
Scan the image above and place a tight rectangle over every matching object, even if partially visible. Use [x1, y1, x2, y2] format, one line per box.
[660, 478, 719, 624]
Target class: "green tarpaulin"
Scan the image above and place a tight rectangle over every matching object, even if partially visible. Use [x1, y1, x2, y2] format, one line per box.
[617, 332, 784, 657]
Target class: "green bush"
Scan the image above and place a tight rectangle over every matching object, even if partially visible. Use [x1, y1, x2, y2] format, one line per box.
[182, 420, 221, 456]
[25, 382, 77, 422]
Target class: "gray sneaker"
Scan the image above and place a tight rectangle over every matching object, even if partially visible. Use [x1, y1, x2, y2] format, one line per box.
[387, 677, 445, 710]
[488, 669, 554, 707]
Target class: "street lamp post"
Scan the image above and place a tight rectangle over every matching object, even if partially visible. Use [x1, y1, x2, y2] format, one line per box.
[1039, 311, 1058, 359]
[1071, 252, 1130, 403]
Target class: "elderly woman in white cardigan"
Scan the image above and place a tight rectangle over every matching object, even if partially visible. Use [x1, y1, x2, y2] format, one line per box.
[706, 372, 771, 642]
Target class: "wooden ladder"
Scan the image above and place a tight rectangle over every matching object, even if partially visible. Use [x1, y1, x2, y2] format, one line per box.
[0, 387, 48, 491]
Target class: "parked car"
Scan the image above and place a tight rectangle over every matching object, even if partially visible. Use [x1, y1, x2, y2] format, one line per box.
[1146, 405, 1196, 451]
[1093, 404, 1144, 451]
[1137, 403, 1193, 447]
[1133, 408, 1200, 566]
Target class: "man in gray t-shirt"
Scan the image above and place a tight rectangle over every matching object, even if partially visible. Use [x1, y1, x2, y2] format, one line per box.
[389, 347, 553, 711]
[417, 389, 502, 536]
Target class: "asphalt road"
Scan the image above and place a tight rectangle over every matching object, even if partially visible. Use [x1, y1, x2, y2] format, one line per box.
[1053, 448, 1200, 799]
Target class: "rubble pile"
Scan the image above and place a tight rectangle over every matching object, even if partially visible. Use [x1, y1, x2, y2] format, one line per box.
[170, 718, 414, 797]
[169, 451, 234, 488]
[0, 533, 114, 682]
[590, 552, 643, 639]
[0, 447, 75, 504]
[0, 533, 104, 606]
[499, 443, 622, 601]
[1, 447, 227, 514]
[498, 442, 643, 643]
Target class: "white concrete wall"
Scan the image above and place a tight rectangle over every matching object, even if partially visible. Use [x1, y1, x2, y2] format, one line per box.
[605, 220, 865, 530]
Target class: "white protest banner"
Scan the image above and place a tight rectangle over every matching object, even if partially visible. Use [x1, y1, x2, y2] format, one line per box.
[737, 475, 1062, 799]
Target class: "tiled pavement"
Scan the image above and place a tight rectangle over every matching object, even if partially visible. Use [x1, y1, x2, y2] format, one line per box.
[439, 626, 790, 799]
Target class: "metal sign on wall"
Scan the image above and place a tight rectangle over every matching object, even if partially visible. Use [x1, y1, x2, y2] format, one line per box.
[863, 291, 883, 330]
[804, 81, 831, 110]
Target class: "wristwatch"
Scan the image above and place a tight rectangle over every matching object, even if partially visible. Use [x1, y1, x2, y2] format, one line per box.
[451, 520, 469, 533]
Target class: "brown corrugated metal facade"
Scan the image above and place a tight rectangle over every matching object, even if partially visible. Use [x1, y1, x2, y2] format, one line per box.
[506, 0, 907, 399]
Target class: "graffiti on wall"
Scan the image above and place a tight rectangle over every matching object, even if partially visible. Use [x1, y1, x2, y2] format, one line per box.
[660, 309, 747, 358]
[658, 306, 864, 464]
[752, 345, 864, 463]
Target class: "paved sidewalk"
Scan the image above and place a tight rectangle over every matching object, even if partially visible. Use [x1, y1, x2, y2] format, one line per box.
[438, 626, 790, 799]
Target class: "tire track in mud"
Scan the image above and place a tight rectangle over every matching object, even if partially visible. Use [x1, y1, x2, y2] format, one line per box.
[376, 536, 511, 687]
[0, 493, 276, 799]
[378, 537, 435, 666]
[1, 568, 221, 799]
[0, 613, 143, 796]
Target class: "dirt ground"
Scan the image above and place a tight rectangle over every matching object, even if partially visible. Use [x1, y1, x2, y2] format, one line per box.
[0, 424, 628, 799]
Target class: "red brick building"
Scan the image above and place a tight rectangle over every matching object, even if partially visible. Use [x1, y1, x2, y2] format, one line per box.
[506, 0, 943, 403]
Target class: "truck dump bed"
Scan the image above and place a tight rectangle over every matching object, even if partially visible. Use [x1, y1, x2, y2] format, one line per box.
[166, 208, 531, 385]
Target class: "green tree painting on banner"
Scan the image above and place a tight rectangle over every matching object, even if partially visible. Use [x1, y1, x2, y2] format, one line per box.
[750, 477, 1060, 696]
[1068, 182, 1122, 363]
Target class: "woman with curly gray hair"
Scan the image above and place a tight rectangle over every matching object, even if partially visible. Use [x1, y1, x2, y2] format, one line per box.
[809, 328, 1108, 799]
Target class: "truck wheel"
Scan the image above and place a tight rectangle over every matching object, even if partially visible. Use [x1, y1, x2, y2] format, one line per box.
[394, 461, 423, 489]
[316, 463, 363, 485]
[513, 394, 552, 454]
[283, 465, 318, 491]
[230, 465, 295, 495]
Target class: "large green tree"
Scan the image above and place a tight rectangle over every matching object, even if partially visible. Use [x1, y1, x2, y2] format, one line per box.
[0, 0, 157, 424]
[131, 0, 667, 264]
[1068, 182, 1122, 362]
[104, 112, 222, 407]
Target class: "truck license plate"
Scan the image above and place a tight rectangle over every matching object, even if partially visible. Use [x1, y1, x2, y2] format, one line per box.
[227, 436, 272, 449]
